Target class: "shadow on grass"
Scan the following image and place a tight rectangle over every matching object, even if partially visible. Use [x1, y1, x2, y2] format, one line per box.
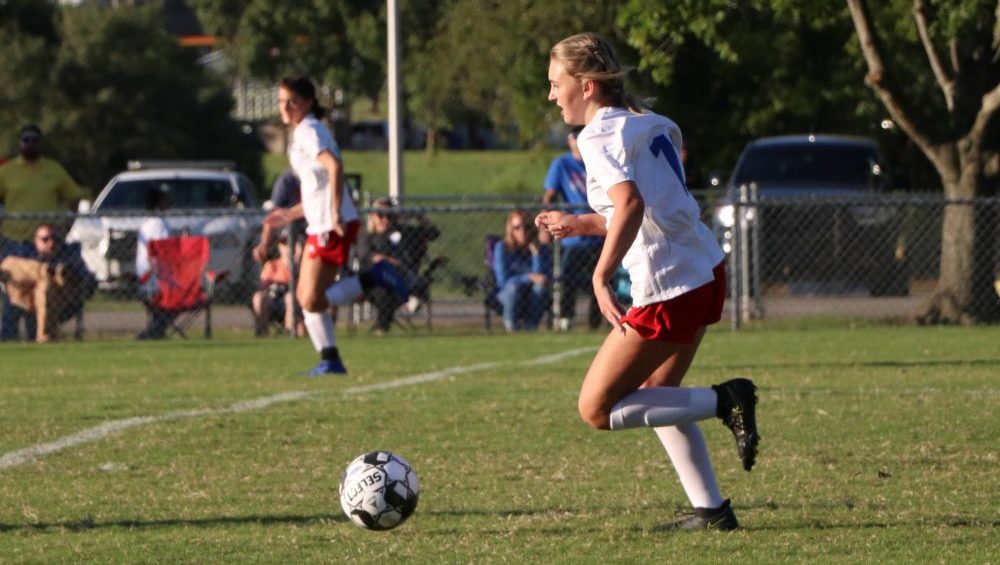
[710, 357, 1000, 372]
[0, 507, 580, 534]
[0, 512, 347, 533]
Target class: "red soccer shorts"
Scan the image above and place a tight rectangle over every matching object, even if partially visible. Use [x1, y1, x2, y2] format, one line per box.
[305, 220, 360, 266]
[619, 262, 726, 344]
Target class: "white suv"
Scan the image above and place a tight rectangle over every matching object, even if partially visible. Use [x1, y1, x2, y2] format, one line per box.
[66, 161, 261, 299]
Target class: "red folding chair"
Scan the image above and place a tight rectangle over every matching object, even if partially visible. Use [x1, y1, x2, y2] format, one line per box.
[145, 236, 224, 339]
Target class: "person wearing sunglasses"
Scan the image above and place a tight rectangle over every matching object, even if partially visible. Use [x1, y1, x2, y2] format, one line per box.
[0, 124, 84, 241]
[0, 223, 95, 342]
[492, 210, 552, 332]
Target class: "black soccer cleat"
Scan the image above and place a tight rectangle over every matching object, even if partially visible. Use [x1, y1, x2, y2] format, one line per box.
[713, 378, 759, 472]
[656, 498, 740, 532]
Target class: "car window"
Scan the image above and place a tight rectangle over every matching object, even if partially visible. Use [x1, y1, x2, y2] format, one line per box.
[735, 144, 879, 186]
[99, 178, 237, 209]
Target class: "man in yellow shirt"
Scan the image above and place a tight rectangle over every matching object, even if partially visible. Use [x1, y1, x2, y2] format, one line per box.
[0, 125, 84, 240]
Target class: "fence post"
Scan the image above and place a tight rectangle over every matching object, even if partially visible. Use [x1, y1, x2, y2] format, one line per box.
[749, 182, 763, 319]
[730, 185, 745, 330]
[738, 183, 753, 323]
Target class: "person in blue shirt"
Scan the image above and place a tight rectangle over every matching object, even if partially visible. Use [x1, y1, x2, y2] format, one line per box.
[543, 127, 604, 330]
[493, 210, 551, 331]
[253, 169, 307, 266]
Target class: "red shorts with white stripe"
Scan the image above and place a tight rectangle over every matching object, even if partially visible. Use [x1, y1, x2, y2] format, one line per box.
[619, 262, 726, 344]
[305, 220, 360, 266]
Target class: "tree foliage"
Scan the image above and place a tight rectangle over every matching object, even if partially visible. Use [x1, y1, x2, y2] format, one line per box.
[0, 3, 262, 194]
[405, 0, 625, 147]
[188, 0, 386, 103]
[0, 0, 59, 155]
[618, 1, 888, 178]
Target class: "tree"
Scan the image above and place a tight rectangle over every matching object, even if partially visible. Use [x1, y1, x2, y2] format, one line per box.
[847, 0, 999, 323]
[0, 0, 59, 156]
[188, 0, 386, 103]
[618, 1, 888, 181]
[405, 0, 625, 149]
[0, 3, 263, 193]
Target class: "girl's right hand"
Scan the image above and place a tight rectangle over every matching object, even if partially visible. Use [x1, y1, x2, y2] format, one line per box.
[264, 209, 290, 229]
[593, 276, 626, 334]
[535, 210, 577, 239]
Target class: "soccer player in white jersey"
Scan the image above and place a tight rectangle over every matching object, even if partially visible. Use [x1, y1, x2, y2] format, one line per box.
[264, 76, 363, 376]
[535, 33, 761, 531]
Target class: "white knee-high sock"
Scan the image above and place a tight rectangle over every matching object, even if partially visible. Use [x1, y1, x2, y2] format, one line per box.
[609, 387, 717, 430]
[325, 275, 363, 306]
[302, 310, 336, 353]
[654, 423, 724, 509]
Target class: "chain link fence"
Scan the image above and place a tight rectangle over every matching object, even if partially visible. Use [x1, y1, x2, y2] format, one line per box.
[1, 192, 998, 341]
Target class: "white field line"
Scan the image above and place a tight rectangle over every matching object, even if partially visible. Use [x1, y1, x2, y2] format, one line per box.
[0, 347, 596, 471]
[0, 391, 312, 470]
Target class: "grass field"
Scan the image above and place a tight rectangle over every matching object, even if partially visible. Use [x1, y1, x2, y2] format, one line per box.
[1, 325, 997, 563]
[264, 150, 561, 199]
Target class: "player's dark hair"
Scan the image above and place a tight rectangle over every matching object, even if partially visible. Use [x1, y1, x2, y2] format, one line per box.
[279, 76, 327, 119]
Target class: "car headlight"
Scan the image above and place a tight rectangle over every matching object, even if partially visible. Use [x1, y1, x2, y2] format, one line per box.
[714, 204, 735, 228]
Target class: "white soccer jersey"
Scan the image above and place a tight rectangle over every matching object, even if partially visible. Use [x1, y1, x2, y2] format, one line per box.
[136, 215, 170, 280]
[578, 106, 725, 307]
[288, 115, 359, 234]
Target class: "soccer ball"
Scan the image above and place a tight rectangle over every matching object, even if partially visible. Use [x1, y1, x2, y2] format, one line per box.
[339, 451, 420, 530]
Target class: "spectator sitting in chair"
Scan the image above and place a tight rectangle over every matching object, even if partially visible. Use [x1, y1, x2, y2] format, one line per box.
[252, 170, 307, 337]
[493, 210, 552, 332]
[0, 223, 96, 342]
[356, 197, 441, 334]
[252, 230, 302, 337]
[135, 186, 173, 340]
[0, 217, 29, 340]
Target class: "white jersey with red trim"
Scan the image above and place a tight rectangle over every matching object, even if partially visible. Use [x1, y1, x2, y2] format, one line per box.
[288, 115, 359, 234]
[578, 106, 725, 307]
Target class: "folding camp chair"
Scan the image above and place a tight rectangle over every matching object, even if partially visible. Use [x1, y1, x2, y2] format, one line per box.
[481, 234, 504, 330]
[144, 235, 224, 339]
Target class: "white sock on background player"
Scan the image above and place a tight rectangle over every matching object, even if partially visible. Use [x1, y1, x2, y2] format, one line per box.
[302, 310, 336, 353]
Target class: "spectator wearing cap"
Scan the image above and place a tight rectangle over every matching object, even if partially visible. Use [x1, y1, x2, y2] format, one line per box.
[0, 124, 85, 240]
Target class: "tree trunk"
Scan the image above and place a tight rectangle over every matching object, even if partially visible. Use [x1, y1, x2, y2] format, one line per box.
[425, 128, 438, 154]
[916, 142, 994, 324]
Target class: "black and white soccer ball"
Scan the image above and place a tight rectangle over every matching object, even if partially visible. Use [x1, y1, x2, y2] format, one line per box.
[339, 451, 420, 530]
